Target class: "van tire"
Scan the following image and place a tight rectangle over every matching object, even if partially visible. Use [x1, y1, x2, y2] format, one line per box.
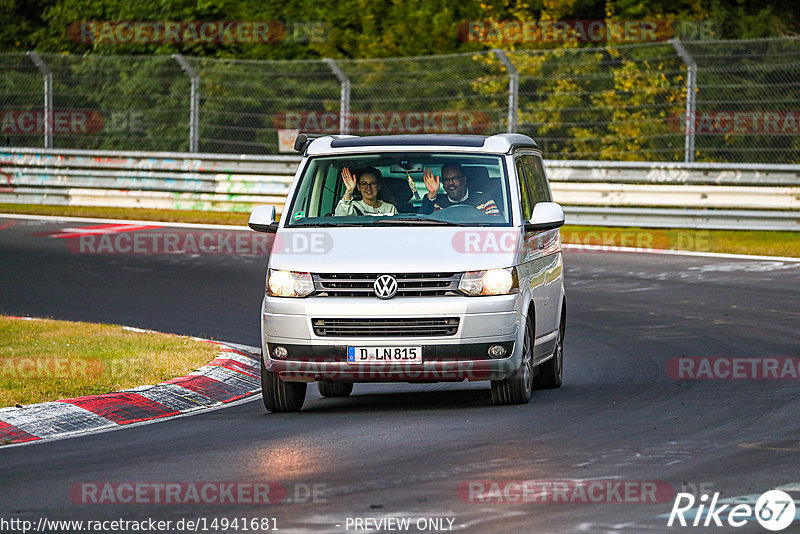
[317, 381, 354, 398]
[261, 357, 306, 413]
[534, 310, 565, 390]
[491, 317, 533, 405]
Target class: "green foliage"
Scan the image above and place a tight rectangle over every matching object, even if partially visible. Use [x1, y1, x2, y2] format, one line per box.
[0, 0, 56, 51]
[707, 0, 796, 39]
[0, 1, 798, 160]
[0, 0, 795, 59]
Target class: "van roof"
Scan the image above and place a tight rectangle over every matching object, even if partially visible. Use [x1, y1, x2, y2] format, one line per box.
[302, 133, 540, 156]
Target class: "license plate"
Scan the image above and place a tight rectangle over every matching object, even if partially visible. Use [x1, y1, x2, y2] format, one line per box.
[347, 346, 422, 364]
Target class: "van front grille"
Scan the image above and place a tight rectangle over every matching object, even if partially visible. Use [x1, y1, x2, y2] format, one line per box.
[312, 273, 460, 297]
[312, 317, 460, 337]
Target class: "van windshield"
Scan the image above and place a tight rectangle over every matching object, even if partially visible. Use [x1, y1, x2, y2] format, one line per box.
[285, 153, 512, 227]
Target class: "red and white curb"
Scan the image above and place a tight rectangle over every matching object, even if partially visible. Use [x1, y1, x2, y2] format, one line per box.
[0, 338, 261, 446]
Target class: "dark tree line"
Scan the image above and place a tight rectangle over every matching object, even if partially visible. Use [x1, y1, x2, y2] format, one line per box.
[2, 0, 797, 59]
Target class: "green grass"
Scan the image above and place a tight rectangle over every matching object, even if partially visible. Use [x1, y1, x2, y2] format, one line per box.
[1, 203, 797, 257]
[0, 316, 221, 407]
[561, 226, 800, 258]
[0, 203, 251, 226]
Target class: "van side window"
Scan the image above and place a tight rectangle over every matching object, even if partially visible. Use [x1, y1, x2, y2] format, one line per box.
[515, 157, 533, 220]
[320, 165, 340, 214]
[291, 161, 338, 218]
[289, 163, 316, 218]
[522, 155, 553, 203]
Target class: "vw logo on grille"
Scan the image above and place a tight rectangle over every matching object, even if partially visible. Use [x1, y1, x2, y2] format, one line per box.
[374, 275, 398, 299]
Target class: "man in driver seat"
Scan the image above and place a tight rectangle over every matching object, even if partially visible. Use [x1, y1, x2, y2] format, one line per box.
[419, 163, 500, 215]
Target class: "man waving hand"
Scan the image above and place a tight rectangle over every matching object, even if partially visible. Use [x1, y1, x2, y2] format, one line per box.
[419, 163, 500, 215]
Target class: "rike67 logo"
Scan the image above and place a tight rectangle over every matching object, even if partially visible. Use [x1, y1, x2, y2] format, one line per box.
[668, 489, 796, 531]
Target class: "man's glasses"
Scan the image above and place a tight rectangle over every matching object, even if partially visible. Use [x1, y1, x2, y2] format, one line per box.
[442, 175, 466, 183]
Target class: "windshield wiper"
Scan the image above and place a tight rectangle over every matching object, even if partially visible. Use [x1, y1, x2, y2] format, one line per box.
[370, 217, 468, 226]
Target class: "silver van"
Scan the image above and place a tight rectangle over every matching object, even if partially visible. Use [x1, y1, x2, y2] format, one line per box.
[248, 133, 566, 412]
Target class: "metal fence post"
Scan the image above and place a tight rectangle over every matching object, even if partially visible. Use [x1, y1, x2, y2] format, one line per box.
[670, 39, 697, 163]
[493, 49, 518, 134]
[27, 52, 53, 149]
[173, 54, 200, 152]
[324, 58, 351, 134]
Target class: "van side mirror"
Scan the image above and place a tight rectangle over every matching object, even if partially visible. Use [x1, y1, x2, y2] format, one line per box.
[248, 205, 278, 233]
[525, 202, 565, 232]
[294, 133, 309, 153]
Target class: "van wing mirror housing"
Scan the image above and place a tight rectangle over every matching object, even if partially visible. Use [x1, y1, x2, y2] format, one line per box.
[525, 202, 565, 232]
[249, 205, 278, 233]
[294, 133, 311, 153]
[293, 132, 328, 153]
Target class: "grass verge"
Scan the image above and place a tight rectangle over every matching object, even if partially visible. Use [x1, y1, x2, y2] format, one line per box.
[0, 316, 221, 408]
[561, 226, 800, 258]
[0, 203, 250, 226]
[1, 203, 797, 258]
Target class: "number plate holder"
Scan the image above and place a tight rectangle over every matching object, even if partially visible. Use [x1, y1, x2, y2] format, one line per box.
[347, 346, 423, 364]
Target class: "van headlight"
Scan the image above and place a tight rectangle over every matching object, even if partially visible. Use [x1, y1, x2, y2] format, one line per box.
[267, 269, 314, 298]
[458, 268, 517, 296]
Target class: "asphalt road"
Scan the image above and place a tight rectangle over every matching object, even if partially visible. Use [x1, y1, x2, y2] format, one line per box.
[1, 215, 799, 534]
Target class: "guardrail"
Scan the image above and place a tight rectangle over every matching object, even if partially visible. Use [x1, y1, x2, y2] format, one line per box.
[1, 147, 798, 230]
[566, 207, 800, 231]
[0, 147, 299, 213]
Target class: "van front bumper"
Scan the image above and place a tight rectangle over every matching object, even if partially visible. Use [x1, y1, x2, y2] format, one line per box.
[261, 294, 523, 382]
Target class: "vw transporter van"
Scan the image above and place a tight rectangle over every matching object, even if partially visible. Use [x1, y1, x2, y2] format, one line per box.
[248, 133, 566, 412]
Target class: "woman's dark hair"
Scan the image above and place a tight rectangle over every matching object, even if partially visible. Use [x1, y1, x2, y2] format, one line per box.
[357, 167, 383, 183]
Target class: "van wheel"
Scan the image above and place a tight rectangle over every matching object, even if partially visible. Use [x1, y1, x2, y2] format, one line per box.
[317, 381, 354, 398]
[491, 318, 533, 405]
[534, 312, 564, 390]
[261, 357, 306, 413]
